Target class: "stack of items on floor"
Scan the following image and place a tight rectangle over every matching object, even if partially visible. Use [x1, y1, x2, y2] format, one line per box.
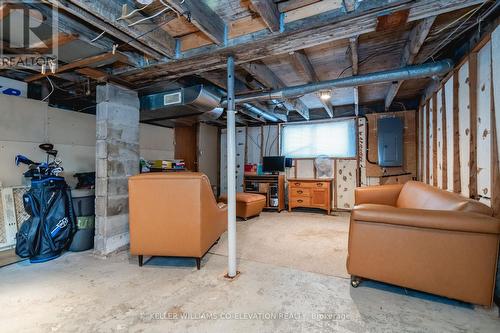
[69, 172, 95, 252]
[140, 159, 186, 173]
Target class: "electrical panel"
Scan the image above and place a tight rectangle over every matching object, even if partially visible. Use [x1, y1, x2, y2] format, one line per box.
[377, 117, 404, 167]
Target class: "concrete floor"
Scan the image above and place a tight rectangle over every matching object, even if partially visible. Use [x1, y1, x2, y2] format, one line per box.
[211, 211, 350, 278]
[1, 212, 499, 333]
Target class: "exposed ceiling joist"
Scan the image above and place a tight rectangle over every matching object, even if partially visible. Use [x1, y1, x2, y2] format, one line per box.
[349, 36, 359, 76]
[240, 61, 310, 120]
[198, 71, 268, 123]
[282, 99, 310, 121]
[385, 16, 436, 110]
[21, 2, 118, 57]
[290, 50, 333, 118]
[164, 0, 226, 45]
[46, 0, 172, 59]
[25, 52, 129, 83]
[290, 50, 318, 82]
[240, 61, 285, 89]
[249, 0, 281, 32]
[121, 0, 481, 84]
[278, 0, 322, 12]
[29, 33, 79, 53]
[343, 0, 357, 12]
[349, 36, 359, 115]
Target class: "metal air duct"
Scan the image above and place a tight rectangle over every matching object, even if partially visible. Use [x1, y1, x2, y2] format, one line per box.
[140, 84, 223, 123]
[224, 60, 454, 104]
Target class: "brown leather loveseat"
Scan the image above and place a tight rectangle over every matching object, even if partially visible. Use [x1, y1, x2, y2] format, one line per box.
[347, 181, 500, 306]
[129, 172, 227, 269]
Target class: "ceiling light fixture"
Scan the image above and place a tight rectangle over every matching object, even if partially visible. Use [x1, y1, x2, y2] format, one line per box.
[319, 90, 332, 101]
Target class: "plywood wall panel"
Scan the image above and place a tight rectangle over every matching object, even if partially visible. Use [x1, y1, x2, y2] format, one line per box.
[428, 98, 434, 186]
[444, 78, 454, 192]
[492, 25, 500, 216]
[246, 126, 262, 165]
[458, 62, 471, 197]
[436, 89, 444, 189]
[494, 26, 500, 166]
[358, 117, 368, 186]
[336, 159, 357, 210]
[476, 42, 492, 206]
[418, 107, 423, 180]
[422, 103, 427, 183]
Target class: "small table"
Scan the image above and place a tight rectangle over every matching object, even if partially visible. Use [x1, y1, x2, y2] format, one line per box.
[288, 178, 333, 214]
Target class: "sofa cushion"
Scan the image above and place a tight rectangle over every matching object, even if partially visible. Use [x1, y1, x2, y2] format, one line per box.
[219, 192, 266, 204]
[353, 204, 500, 234]
[396, 181, 493, 216]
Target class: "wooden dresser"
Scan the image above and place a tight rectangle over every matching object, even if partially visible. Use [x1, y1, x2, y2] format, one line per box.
[288, 178, 333, 214]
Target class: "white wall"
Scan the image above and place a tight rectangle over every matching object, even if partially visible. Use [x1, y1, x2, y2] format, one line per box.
[198, 123, 219, 187]
[0, 94, 174, 188]
[419, 25, 499, 209]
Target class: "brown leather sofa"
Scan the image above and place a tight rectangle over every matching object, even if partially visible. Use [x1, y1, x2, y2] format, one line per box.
[219, 192, 267, 220]
[128, 172, 227, 269]
[347, 181, 500, 306]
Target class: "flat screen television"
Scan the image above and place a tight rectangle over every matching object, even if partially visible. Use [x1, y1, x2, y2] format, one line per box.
[262, 156, 285, 173]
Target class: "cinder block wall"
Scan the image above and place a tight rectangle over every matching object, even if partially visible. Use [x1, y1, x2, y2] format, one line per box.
[94, 84, 140, 255]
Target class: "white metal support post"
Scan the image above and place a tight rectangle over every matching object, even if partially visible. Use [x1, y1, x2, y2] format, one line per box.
[226, 55, 237, 278]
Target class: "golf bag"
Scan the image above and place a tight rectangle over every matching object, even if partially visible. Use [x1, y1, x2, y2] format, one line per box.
[15, 177, 76, 263]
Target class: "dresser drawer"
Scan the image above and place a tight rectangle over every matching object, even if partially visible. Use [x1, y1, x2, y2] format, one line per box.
[289, 197, 310, 207]
[290, 181, 329, 189]
[290, 188, 310, 197]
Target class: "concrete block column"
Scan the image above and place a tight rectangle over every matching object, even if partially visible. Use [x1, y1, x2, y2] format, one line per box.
[94, 84, 140, 256]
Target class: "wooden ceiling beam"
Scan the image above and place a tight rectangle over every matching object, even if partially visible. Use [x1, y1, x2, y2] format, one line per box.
[282, 99, 310, 121]
[290, 50, 332, 118]
[384, 16, 436, 110]
[164, 0, 226, 45]
[29, 33, 79, 53]
[45, 0, 173, 59]
[240, 61, 285, 89]
[240, 61, 310, 120]
[349, 36, 359, 115]
[198, 71, 267, 123]
[278, 0, 322, 12]
[25, 52, 129, 83]
[290, 50, 319, 82]
[249, 0, 281, 32]
[121, 0, 482, 84]
[342, 0, 357, 13]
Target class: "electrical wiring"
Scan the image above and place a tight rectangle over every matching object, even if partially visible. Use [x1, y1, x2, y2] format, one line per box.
[429, 4, 483, 36]
[42, 76, 55, 102]
[128, 6, 170, 27]
[423, 0, 493, 62]
[264, 125, 270, 156]
[267, 133, 279, 156]
[90, 31, 105, 43]
[116, 2, 152, 21]
[75, 104, 97, 113]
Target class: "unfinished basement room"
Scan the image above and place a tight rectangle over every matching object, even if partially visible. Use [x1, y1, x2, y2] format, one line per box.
[1, 0, 500, 332]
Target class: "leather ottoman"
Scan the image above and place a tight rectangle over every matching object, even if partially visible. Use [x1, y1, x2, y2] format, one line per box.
[219, 193, 266, 220]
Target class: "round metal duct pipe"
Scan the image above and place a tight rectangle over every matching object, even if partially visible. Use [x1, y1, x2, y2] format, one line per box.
[226, 59, 454, 104]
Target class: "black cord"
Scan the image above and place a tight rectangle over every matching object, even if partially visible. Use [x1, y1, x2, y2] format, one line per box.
[360, 115, 378, 165]
[115, 19, 172, 57]
[264, 126, 270, 156]
[337, 53, 379, 79]
[268, 132, 279, 156]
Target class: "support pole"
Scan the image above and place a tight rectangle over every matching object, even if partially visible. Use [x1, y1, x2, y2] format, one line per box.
[226, 55, 237, 278]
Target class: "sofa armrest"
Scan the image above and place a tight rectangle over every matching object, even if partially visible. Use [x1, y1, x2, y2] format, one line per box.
[354, 184, 404, 206]
[352, 204, 500, 234]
